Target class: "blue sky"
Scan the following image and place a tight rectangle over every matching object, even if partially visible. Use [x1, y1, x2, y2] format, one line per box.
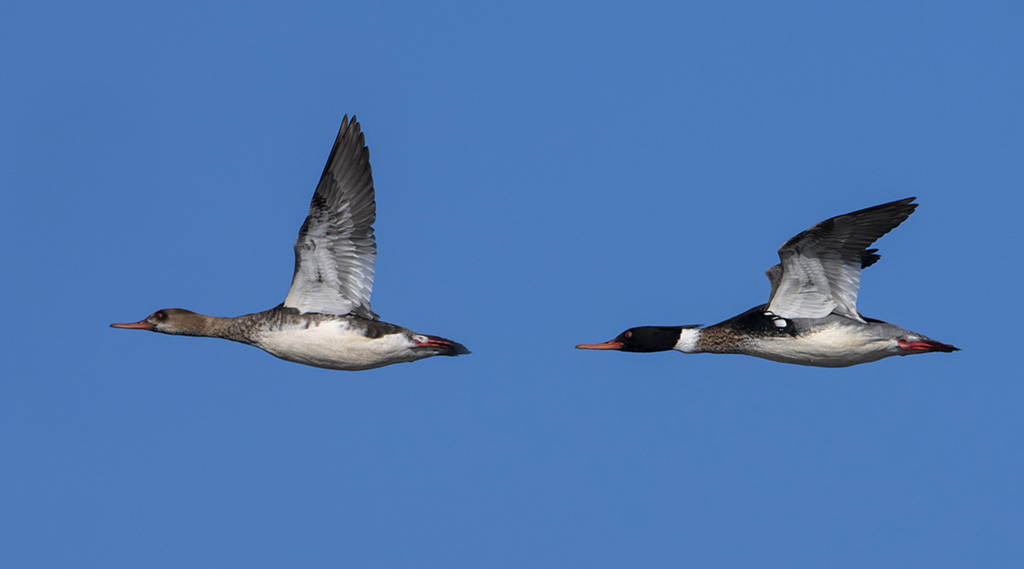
[2, 1, 1021, 567]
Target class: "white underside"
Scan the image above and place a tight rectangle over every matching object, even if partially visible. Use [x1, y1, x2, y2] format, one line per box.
[676, 322, 905, 368]
[253, 320, 430, 371]
[736, 325, 902, 368]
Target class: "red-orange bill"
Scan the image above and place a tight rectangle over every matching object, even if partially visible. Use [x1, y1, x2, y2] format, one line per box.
[110, 321, 154, 330]
[575, 341, 623, 350]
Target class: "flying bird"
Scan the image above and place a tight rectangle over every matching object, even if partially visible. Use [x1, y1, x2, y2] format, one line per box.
[112, 116, 469, 370]
[576, 198, 957, 367]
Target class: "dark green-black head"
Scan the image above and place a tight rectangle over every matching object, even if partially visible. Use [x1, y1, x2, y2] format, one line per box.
[576, 326, 694, 353]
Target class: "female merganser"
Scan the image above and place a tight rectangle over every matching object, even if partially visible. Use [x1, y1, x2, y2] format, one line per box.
[576, 198, 958, 367]
[112, 116, 469, 370]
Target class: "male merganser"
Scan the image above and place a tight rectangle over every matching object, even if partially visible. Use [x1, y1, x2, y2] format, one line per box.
[576, 198, 958, 367]
[112, 116, 469, 370]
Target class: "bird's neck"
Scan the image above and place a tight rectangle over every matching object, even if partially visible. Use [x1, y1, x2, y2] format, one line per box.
[674, 327, 702, 353]
[166, 312, 255, 344]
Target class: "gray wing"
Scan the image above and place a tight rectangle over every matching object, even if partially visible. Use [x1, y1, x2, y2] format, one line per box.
[765, 197, 917, 321]
[283, 116, 378, 319]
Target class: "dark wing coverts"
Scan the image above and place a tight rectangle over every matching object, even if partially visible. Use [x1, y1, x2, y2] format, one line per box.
[765, 197, 917, 321]
[283, 116, 378, 319]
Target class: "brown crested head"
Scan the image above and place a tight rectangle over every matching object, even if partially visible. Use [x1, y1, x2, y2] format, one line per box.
[110, 308, 203, 335]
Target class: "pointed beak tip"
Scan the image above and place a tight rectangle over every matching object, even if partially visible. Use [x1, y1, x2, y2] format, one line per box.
[575, 341, 624, 351]
[110, 321, 154, 330]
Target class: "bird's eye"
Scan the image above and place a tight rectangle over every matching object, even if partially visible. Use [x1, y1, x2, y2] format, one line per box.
[624, 331, 633, 338]
[155, 312, 166, 320]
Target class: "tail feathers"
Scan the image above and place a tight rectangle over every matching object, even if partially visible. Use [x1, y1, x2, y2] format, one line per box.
[414, 334, 471, 356]
[898, 339, 959, 353]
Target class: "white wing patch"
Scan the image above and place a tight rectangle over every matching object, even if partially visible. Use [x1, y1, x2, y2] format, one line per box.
[765, 198, 917, 321]
[283, 116, 379, 319]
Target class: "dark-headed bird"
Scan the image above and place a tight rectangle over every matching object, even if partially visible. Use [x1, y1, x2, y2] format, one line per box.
[576, 198, 957, 367]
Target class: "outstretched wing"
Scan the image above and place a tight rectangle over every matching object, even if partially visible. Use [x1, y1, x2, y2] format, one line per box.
[765, 197, 917, 321]
[283, 116, 378, 319]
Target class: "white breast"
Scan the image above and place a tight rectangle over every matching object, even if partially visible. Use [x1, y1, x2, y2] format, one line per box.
[253, 320, 424, 371]
[742, 324, 901, 368]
